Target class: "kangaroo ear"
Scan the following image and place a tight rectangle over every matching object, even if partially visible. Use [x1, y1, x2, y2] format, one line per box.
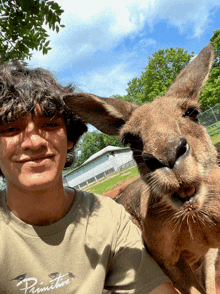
[165, 45, 215, 100]
[63, 93, 139, 136]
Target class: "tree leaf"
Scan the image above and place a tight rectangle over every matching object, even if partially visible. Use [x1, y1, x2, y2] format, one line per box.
[0, 0, 64, 61]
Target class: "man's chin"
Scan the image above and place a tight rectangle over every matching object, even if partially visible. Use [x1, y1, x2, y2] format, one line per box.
[16, 174, 60, 191]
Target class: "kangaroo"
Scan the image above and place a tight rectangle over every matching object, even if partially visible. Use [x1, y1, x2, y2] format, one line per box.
[63, 45, 220, 294]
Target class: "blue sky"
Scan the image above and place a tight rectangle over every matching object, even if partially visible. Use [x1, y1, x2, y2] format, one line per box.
[28, 0, 220, 98]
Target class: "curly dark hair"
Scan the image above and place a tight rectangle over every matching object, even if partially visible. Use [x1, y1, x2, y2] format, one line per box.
[0, 61, 87, 177]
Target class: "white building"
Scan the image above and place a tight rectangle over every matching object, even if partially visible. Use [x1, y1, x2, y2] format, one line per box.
[63, 146, 135, 189]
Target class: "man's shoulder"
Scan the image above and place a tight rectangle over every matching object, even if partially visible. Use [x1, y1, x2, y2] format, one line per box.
[78, 189, 125, 210]
[73, 188, 130, 224]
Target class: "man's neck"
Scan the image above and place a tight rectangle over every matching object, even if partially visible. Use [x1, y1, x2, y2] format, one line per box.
[5, 182, 75, 226]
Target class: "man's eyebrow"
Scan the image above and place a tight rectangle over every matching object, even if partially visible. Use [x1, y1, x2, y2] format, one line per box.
[37, 112, 62, 119]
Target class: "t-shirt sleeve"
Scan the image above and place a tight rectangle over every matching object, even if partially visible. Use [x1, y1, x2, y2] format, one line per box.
[104, 202, 170, 293]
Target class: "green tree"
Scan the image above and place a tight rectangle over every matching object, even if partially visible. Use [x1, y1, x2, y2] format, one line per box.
[120, 47, 194, 104]
[71, 131, 124, 169]
[199, 29, 220, 111]
[0, 0, 64, 62]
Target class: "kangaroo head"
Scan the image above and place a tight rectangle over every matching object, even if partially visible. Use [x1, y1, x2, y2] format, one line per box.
[64, 45, 218, 212]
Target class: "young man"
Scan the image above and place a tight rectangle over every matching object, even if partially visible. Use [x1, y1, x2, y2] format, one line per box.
[0, 62, 178, 293]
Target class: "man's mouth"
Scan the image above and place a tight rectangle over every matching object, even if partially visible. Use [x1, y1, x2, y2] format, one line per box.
[18, 154, 54, 163]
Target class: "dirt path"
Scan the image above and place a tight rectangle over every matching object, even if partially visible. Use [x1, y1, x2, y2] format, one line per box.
[101, 178, 134, 198]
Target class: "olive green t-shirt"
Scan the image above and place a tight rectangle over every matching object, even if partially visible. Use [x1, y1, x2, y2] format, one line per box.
[0, 189, 169, 293]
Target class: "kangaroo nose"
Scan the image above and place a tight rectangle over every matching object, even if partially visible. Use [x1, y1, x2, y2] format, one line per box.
[143, 137, 189, 171]
[143, 153, 165, 171]
[175, 137, 189, 163]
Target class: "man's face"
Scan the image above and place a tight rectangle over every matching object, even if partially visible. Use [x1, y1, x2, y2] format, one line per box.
[0, 105, 73, 191]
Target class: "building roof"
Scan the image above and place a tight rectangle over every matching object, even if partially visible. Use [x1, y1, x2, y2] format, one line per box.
[84, 145, 124, 164]
[63, 145, 130, 178]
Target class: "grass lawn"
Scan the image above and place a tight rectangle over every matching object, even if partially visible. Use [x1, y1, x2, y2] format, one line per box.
[211, 131, 220, 146]
[208, 122, 220, 134]
[83, 166, 140, 194]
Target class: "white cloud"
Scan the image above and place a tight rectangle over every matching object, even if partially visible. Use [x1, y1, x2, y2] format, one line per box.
[61, 61, 137, 97]
[153, 0, 220, 38]
[26, 0, 220, 98]
[28, 0, 156, 70]
[28, 0, 220, 71]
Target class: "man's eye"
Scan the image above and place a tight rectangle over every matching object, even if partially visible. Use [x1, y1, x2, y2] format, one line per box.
[43, 123, 59, 128]
[0, 127, 20, 134]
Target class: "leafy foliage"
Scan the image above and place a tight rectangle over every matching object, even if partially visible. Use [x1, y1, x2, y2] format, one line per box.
[70, 131, 124, 170]
[199, 29, 220, 111]
[117, 33, 220, 110]
[0, 0, 64, 62]
[119, 47, 194, 105]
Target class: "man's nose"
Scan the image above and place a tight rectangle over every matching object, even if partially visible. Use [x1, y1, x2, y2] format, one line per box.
[21, 121, 47, 150]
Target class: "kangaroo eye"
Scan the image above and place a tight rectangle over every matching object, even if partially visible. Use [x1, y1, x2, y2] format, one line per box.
[121, 133, 143, 151]
[122, 133, 137, 147]
[183, 108, 200, 122]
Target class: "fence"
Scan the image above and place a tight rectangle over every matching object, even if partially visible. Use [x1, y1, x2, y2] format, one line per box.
[72, 160, 136, 189]
[199, 103, 220, 136]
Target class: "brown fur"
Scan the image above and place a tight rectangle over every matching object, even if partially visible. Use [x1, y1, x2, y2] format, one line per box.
[64, 45, 220, 293]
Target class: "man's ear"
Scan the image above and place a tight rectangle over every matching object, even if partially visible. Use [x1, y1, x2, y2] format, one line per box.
[67, 141, 74, 150]
[63, 93, 139, 136]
